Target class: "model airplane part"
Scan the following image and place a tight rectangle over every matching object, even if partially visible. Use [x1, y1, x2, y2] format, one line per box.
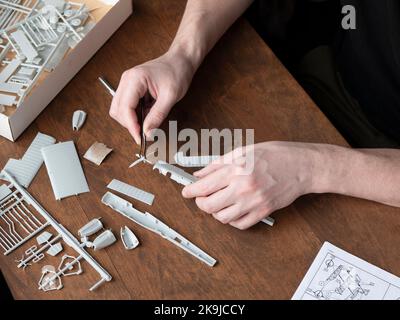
[102, 192, 217, 267]
[83, 142, 113, 166]
[41, 141, 90, 200]
[36, 231, 63, 256]
[174, 152, 219, 168]
[0, 183, 49, 255]
[0, 184, 12, 201]
[120, 226, 139, 250]
[153, 160, 198, 186]
[38, 265, 63, 292]
[92, 230, 116, 251]
[1, 170, 112, 291]
[3, 132, 56, 188]
[72, 110, 87, 131]
[78, 218, 103, 238]
[107, 179, 155, 206]
[262, 217, 275, 227]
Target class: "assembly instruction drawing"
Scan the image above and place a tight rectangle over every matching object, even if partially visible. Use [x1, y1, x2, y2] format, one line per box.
[3, 132, 56, 187]
[102, 191, 217, 267]
[153, 160, 198, 186]
[41, 141, 90, 200]
[1, 169, 112, 291]
[292, 242, 400, 300]
[120, 226, 139, 250]
[107, 179, 155, 206]
[84, 142, 113, 166]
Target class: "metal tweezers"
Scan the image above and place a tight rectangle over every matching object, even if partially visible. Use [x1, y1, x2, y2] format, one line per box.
[139, 97, 147, 159]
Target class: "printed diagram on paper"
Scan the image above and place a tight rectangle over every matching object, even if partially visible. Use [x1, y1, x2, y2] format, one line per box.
[292, 242, 400, 300]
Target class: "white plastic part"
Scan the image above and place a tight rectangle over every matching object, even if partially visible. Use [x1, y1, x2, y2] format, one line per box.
[102, 192, 217, 267]
[72, 110, 87, 131]
[92, 230, 116, 251]
[120, 226, 139, 250]
[3, 132, 56, 187]
[174, 152, 219, 168]
[153, 160, 198, 186]
[78, 218, 103, 237]
[1, 170, 112, 291]
[41, 141, 90, 200]
[83, 142, 113, 166]
[107, 179, 155, 206]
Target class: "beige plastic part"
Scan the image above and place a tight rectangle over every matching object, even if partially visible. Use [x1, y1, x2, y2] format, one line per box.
[83, 142, 113, 166]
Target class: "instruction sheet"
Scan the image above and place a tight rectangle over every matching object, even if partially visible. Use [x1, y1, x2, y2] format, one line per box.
[292, 242, 400, 300]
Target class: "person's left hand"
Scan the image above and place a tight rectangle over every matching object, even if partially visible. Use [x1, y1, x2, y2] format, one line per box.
[182, 142, 324, 230]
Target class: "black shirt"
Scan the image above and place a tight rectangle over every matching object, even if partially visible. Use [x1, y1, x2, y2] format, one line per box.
[337, 0, 400, 142]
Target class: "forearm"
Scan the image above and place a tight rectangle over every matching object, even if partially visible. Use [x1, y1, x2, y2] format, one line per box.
[169, 0, 253, 72]
[313, 145, 400, 207]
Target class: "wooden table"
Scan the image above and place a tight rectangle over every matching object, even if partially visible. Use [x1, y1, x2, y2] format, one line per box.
[1, 0, 400, 300]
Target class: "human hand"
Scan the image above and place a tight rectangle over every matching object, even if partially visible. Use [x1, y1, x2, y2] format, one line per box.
[182, 142, 324, 230]
[109, 50, 195, 143]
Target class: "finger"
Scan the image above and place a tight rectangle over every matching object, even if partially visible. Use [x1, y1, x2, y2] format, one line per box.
[182, 166, 231, 198]
[212, 202, 248, 224]
[143, 91, 175, 136]
[116, 72, 147, 144]
[229, 207, 271, 230]
[194, 185, 236, 214]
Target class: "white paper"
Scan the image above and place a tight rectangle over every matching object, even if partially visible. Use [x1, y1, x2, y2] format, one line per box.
[292, 242, 400, 300]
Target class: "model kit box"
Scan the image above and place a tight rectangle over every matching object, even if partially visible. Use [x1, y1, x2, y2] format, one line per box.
[0, 0, 133, 141]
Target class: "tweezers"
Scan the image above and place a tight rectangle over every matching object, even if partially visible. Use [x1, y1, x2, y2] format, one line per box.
[139, 97, 147, 159]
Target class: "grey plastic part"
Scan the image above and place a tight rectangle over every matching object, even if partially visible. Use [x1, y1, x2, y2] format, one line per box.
[78, 218, 103, 237]
[0, 184, 12, 201]
[102, 192, 217, 267]
[83, 142, 113, 166]
[3, 132, 56, 188]
[120, 226, 139, 250]
[107, 179, 154, 206]
[153, 160, 198, 186]
[261, 217, 275, 227]
[2, 170, 112, 291]
[41, 141, 90, 200]
[92, 230, 116, 251]
[46, 242, 63, 256]
[72, 110, 87, 131]
[174, 152, 219, 168]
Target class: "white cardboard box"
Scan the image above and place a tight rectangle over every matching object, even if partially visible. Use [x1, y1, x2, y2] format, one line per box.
[0, 0, 133, 141]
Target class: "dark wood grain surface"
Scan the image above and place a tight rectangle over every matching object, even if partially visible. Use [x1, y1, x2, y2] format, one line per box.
[1, 0, 399, 300]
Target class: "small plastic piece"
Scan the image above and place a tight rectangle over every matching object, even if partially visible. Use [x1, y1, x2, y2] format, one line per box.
[261, 217, 275, 227]
[120, 226, 139, 250]
[84, 142, 113, 166]
[38, 265, 63, 292]
[92, 230, 116, 251]
[72, 110, 87, 131]
[78, 218, 103, 237]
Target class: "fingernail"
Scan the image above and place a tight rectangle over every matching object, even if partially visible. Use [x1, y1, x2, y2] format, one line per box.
[182, 188, 188, 198]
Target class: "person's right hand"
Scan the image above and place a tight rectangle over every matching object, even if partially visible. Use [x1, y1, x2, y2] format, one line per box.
[109, 50, 195, 144]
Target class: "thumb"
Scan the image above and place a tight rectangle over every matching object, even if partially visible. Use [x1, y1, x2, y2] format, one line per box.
[143, 93, 175, 136]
